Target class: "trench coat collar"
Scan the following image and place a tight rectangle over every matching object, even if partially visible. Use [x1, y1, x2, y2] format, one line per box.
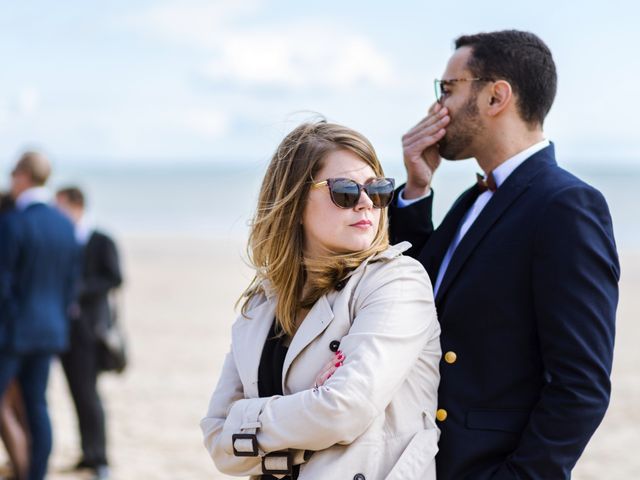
[281, 241, 411, 390]
[238, 241, 412, 396]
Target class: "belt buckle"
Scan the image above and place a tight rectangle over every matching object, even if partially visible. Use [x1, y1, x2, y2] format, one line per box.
[232, 433, 258, 457]
[262, 451, 293, 475]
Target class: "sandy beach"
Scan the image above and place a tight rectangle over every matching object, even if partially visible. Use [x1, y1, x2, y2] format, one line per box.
[2, 236, 638, 479]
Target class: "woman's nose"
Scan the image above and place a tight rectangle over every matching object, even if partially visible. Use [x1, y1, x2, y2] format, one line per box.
[355, 190, 374, 210]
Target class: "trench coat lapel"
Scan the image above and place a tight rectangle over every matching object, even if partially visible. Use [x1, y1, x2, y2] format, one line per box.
[233, 296, 277, 399]
[282, 294, 335, 391]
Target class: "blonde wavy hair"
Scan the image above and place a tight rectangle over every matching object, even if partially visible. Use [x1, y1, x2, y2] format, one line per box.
[240, 120, 390, 337]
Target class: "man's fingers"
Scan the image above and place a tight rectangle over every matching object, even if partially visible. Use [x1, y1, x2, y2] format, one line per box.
[412, 106, 448, 131]
[404, 128, 446, 154]
[403, 112, 449, 146]
[412, 110, 449, 136]
[403, 121, 447, 149]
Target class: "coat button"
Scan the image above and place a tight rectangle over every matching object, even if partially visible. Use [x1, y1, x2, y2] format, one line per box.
[353, 474, 366, 480]
[329, 340, 340, 352]
[436, 409, 448, 422]
[444, 351, 457, 364]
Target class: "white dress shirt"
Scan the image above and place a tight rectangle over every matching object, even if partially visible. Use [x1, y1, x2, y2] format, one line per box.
[15, 186, 51, 211]
[427, 139, 550, 296]
[74, 215, 94, 246]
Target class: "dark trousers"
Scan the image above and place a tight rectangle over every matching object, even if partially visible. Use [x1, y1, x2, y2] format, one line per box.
[0, 352, 52, 480]
[60, 320, 107, 467]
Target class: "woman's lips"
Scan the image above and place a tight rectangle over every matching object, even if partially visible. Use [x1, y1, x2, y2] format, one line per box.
[350, 219, 373, 228]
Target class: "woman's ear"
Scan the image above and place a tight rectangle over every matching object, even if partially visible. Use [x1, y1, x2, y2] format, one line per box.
[487, 80, 512, 116]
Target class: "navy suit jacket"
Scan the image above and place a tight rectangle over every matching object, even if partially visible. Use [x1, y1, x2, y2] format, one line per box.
[389, 145, 619, 479]
[0, 202, 79, 354]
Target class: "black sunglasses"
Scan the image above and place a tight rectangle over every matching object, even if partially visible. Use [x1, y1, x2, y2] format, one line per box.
[311, 177, 395, 209]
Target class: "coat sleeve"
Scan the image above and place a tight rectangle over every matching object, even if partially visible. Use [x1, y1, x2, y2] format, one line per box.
[212, 257, 440, 454]
[491, 185, 619, 479]
[388, 184, 435, 259]
[200, 346, 265, 476]
[78, 235, 123, 301]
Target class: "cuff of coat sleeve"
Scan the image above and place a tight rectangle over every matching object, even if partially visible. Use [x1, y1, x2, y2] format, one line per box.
[221, 398, 270, 456]
[396, 187, 432, 207]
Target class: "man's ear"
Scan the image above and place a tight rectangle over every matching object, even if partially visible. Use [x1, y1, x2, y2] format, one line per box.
[487, 80, 512, 116]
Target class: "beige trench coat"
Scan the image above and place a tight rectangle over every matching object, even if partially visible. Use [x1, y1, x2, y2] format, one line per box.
[201, 242, 441, 479]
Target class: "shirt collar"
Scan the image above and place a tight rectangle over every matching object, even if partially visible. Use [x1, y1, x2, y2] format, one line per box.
[75, 215, 94, 245]
[15, 186, 51, 211]
[491, 139, 550, 188]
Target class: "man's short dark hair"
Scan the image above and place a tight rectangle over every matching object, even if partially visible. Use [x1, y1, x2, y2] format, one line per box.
[57, 186, 85, 208]
[455, 30, 557, 126]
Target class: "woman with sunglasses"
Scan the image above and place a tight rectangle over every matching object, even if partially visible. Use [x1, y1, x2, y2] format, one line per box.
[201, 120, 440, 479]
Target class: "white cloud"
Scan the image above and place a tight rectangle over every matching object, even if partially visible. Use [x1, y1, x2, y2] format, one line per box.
[125, 1, 396, 90]
[124, 0, 264, 49]
[202, 28, 394, 89]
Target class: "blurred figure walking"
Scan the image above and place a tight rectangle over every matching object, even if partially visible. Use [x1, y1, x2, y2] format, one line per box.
[56, 186, 123, 480]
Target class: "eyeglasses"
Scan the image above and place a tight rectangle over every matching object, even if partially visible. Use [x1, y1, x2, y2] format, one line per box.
[311, 177, 395, 209]
[434, 77, 494, 102]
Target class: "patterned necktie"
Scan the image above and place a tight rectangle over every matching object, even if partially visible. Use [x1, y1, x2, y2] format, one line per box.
[476, 172, 497, 192]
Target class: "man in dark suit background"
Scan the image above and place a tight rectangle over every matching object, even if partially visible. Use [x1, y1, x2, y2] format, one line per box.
[0, 152, 79, 480]
[55, 186, 123, 480]
[389, 30, 619, 479]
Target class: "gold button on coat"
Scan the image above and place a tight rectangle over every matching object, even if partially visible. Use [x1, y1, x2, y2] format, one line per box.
[444, 351, 457, 364]
[436, 409, 448, 422]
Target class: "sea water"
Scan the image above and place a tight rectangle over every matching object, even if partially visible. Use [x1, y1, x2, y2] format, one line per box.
[2, 158, 637, 249]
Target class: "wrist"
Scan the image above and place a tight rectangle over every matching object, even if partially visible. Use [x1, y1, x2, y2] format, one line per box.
[403, 182, 431, 200]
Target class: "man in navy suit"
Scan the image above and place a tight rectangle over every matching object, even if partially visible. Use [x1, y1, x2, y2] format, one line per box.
[389, 30, 619, 479]
[0, 152, 79, 480]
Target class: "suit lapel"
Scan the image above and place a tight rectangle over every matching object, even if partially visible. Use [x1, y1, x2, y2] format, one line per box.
[435, 145, 557, 304]
[420, 186, 479, 281]
[282, 294, 334, 391]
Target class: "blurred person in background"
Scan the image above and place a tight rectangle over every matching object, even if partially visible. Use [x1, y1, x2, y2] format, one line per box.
[0, 152, 79, 480]
[56, 186, 123, 480]
[0, 192, 29, 480]
[0, 381, 29, 480]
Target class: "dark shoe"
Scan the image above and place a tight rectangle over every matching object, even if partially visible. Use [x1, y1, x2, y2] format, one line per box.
[77, 460, 95, 470]
[59, 459, 93, 473]
[61, 459, 106, 473]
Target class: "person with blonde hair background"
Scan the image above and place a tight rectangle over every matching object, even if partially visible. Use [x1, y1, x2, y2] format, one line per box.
[0, 151, 79, 480]
[201, 120, 441, 479]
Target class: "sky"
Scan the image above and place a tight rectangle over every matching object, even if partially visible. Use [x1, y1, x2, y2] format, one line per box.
[1, 0, 638, 167]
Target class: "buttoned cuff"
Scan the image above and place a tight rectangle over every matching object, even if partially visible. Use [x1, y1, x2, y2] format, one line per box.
[396, 187, 432, 208]
[222, 397, 269, 456]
